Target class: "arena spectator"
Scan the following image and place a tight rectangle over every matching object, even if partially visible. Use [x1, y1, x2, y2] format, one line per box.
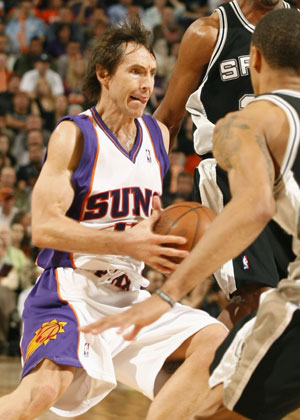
[17, 142, 44, 189]
[20, 53, 64, 97]
[0, 111, 14, 143]
[45, 5, 83, 46]
[71, 0, 108, 27]
[56, 40, 81, 80]
[0, 33, 9, 55]
[5, 91, 33, 134]
[0, 187, 19, 226]
[12, 115, 50, 167]
[36, 0, 63, 25]
[0, 73, 20, 114]
[0, 53, 11, 93]
[0, 235, 19, 355]
[143, 0, 186, 31]
[4, 0, 46, 54]
[32, 77, 56, 131]
[107, 0, 138, 25]
[46, 22, 73, 58]
[0, 166, 16, 190]
[0, 133, 16, 168]
[83, 17, 108, 51]
[54, 94, 69, 124]
[65, 57, 87, 107]
[13, 36, 43, 77]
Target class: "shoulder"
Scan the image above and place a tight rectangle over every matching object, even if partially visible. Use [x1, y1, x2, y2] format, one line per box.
[178, 13, 219, 64]
[47, 119, 83, 170]
[22, 69, 37, 78]
[183, 13, 219, 46]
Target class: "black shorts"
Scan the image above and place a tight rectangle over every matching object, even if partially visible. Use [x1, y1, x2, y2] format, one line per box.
[193, 164, 294, 291]
[210, 309, 300, 420]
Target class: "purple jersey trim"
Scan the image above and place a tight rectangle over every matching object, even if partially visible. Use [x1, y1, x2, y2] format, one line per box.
[142, 114, 169, 178]
[37, 114, 99, 269]
[21, 268, 82, 378]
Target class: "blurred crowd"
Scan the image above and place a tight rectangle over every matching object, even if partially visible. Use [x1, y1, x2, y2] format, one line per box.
[5, 0, 299, 355]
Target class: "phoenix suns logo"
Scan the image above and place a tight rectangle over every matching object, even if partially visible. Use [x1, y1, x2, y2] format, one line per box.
[25, 319, 67, 361]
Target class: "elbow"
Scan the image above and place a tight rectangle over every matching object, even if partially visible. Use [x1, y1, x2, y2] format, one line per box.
[254, 186, 276, 227]
[31, 223, 51, 249]
[31, 225, 44, 248]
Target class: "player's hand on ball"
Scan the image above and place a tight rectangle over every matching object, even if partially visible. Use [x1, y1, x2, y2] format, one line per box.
[125, 196, 189, 274]
[79, 293, 171, 340]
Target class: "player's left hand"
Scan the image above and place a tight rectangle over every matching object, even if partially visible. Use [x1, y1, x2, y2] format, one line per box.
[79, 294, 171, 340]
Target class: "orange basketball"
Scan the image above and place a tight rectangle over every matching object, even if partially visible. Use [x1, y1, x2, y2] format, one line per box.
[153, 201, 216, 262]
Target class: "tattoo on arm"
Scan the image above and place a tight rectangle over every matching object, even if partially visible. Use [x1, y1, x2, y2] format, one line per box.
[214, 114, 250, 170]
[255, 134, 275, 183]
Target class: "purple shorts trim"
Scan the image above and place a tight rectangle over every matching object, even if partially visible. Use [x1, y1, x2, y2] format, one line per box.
[21, 268, 82, 378]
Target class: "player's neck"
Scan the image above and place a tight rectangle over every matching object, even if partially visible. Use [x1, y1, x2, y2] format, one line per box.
[256, 72, 300, 96]
[95, 103, 138, 153]
[238, 0, 284, 25]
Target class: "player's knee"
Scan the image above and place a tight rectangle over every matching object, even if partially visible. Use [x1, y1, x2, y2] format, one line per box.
[190, 324, 227, 358]
[29, 382, 60, 412]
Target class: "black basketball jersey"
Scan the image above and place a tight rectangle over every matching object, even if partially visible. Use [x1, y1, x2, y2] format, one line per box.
[254, 91, 300, 276]
[198, 0, 290, 124]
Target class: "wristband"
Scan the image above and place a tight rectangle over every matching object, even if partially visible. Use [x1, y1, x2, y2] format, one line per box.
[154, 289, 176, 307]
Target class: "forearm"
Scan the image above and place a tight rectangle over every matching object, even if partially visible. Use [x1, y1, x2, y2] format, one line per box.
[32, 214, 129, 257]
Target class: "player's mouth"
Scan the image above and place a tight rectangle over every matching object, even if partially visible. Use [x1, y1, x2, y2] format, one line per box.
[130, 95, 148, 104]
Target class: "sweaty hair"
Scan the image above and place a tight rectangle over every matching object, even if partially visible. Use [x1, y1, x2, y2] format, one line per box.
[82, 18, 154, 103]
[252, 9, 300, 73]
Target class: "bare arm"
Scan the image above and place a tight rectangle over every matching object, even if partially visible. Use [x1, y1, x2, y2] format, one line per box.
[153, 16, 218, 150]
[31, 120, 190, 273]
[161, 106, 277, 300]
[80, 102, 283, 338]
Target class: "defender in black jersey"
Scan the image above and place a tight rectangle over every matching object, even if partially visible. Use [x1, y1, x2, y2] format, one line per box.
[154, 0, 292, 329]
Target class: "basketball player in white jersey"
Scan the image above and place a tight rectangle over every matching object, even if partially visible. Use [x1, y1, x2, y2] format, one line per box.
[82, 8, 300, 420]
[0, 18, 227, 420]
[153, 0, 293, 329]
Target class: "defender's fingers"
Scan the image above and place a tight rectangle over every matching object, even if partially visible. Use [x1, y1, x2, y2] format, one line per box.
[156, 234, 187, 245]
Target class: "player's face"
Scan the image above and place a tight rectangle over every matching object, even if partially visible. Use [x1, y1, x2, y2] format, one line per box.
[106, 43, 156, 118]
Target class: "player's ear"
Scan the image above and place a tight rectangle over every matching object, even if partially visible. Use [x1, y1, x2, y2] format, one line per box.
[250, 44, 262, 73]
[95, 65, 110, 88]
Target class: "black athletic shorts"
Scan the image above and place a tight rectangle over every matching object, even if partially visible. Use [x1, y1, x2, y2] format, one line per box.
[210, 309, 300, 420]
[193, 164, 294, 290]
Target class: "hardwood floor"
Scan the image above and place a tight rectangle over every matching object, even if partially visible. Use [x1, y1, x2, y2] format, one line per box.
[1, 356, 300, 419]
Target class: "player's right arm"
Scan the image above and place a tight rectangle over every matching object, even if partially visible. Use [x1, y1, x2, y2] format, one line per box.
[31, 121, 188, 273]
[153, 15, 219, 150]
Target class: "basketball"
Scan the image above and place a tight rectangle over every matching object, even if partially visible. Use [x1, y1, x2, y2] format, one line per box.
[153, 201, 216, 262]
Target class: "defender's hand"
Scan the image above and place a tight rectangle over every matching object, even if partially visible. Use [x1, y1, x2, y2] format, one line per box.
[79, 294, 171, 340]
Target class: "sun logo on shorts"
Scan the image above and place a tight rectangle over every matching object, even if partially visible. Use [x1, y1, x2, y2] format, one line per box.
[24, 319, 67, 362]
